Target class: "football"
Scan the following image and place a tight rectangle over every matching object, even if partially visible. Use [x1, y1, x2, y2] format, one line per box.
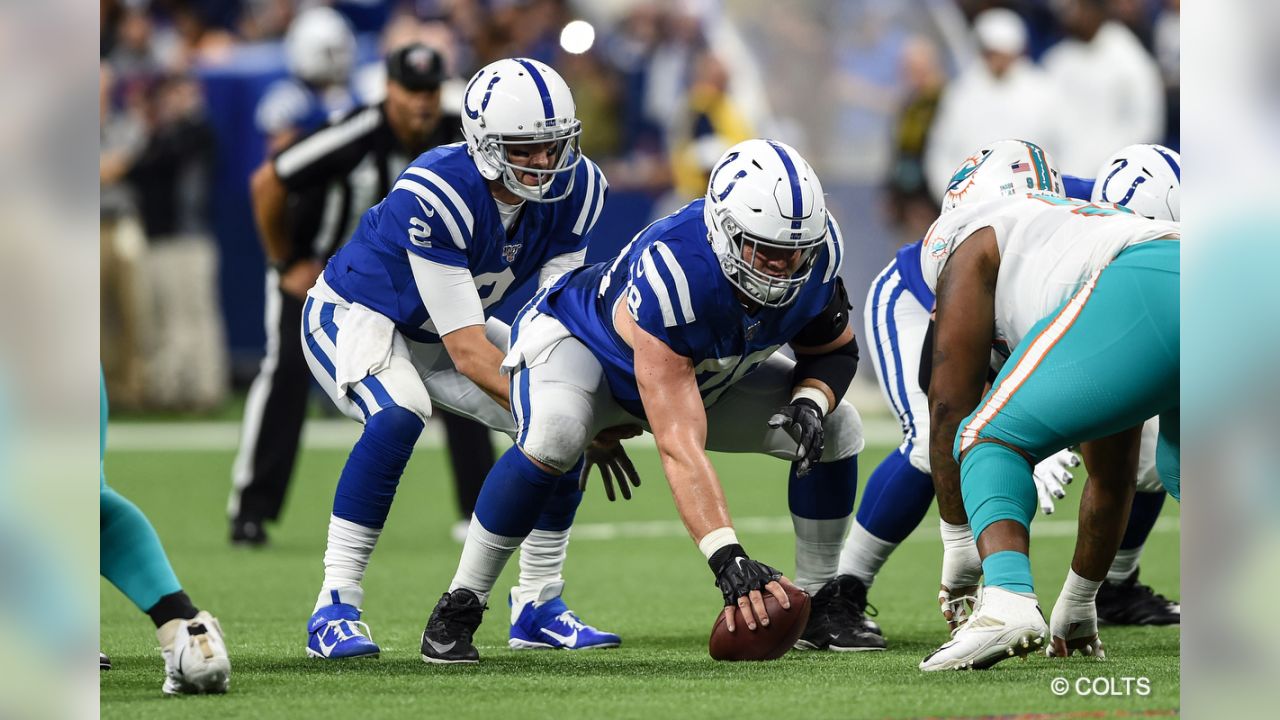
[708, 584, 811, 661]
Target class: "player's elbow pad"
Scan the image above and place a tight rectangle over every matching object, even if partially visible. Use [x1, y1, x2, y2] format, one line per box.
[793, 341, 859, 405]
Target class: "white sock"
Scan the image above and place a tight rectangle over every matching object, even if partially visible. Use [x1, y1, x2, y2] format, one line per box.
[792, 515, 851, 594]
[449, 515, 524, 604]
[1106, 546, 1143, 583]
[837, 521, 899, 586]
[315, 516, 381, 611]
[513, 528, 570, 606]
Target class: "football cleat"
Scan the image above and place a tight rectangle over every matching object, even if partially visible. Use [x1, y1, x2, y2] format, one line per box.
[159, 611, 231, 694]
[1095, 569, 1179, 625]
[920, 586, 1047, 671]
[795, 575, 886, 651]
[421, 589, 486, 664]
[100, 652, 111, 671]
[230, 516, 268, 547]
[306, 591, 380, 660]
[508, 581, 621, 650]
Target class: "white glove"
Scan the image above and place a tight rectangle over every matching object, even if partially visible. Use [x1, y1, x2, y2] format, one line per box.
[939, 521, 982, 631]
[1031, 449, 1081, 515]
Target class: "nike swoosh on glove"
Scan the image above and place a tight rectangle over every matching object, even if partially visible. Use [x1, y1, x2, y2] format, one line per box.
[767, 398, 825, 476]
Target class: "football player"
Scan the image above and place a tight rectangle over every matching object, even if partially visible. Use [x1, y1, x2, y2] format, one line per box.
[420, 139, 871, 663]
[100, 369, 231, 694]
[836, 142, 1180, 650]
[300, 58, 627, 660]
[915, 142, 1179, 670]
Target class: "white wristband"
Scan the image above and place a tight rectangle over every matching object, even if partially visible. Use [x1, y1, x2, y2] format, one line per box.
[790, 387, 830, 416]
[697, 527, 740, 560]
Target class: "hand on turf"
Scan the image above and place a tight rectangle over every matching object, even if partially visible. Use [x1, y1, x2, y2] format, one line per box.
[938, 583, 979, 633]
[767, 398, 825, 476]
[708, 544, 787, 632]
[580, 425, 643, 501]
[939, 523, 982, 632]
[1031, 449, 1080, 515]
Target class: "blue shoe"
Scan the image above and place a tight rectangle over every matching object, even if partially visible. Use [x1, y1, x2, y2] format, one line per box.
[508, 581, 621, 650]
[307, 590, 380, 659]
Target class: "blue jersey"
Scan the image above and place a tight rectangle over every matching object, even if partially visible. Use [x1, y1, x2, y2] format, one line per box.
[537, 199, 845, 418]
[323, 143, 608, 342]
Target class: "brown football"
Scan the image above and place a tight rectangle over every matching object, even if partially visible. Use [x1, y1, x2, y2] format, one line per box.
[708, 584, 811, 661]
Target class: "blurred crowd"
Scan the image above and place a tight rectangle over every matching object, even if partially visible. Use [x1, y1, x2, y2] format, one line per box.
[98, 0, 1179, 413]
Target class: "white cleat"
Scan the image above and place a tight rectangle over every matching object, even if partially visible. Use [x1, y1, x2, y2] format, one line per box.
[159, 611, 231, 695]
[920, 586, 1047, 671]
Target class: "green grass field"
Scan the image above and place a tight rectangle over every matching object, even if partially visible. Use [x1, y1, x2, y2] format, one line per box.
[100, 434, 1180, 719]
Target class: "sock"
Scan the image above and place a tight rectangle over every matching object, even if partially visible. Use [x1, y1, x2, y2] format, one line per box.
[960, 442, 1037, 539]
[451, 447, 564, 602]
[855, 446, 935, 543]
[450, 516, 524, 605]
[514, 528, 570, 606]
[1107, 547, 1143, 583]
[332, 407, 423, 528]
[100, 485, 183, 613]
[513, 464, 583, 604]
[315, 516, 382, 611]
[983, 550, 1035, 595]
[1107, 490, 1165, 581]
[837, 521, 897, 586]
[789, 455, 857, 593]
[146, 590, 198, 628]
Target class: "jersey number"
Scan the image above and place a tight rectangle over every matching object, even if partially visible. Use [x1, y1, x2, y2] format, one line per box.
[695, 346, 779, 406]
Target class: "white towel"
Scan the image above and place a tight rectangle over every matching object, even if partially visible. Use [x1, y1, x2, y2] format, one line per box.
[334, 303, 397, 394]
[500, 313, 572, 376]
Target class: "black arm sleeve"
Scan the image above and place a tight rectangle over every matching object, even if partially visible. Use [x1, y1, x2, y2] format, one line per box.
[919, 318, 935, 393]
[793, 340, 859, 406]
[791, 277, 852, 348]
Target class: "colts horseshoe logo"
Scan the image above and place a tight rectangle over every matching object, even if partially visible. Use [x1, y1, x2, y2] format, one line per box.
[464, 73, 502, 120]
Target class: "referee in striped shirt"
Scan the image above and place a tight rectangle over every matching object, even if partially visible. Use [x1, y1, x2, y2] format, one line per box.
[229, 43, 495, 546]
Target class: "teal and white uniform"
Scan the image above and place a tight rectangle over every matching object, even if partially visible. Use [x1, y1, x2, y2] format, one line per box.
[921, 194, 1180, 553]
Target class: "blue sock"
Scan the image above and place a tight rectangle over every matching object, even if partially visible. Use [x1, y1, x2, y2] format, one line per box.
[533, 458, 584, 532]
[332, 407, 423, 528]
[101, 485, 182, 613]
[960, 442, 1037, 539]
[983, 550, 1035, 594]
[1120, 490, 1166, 550]
[474, 445, 561, 537]
[788, 454, 857, 519]
[855, 446, 934, 543]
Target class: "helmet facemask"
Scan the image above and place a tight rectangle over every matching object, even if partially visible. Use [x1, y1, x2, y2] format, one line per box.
[475, 119, 582, 203]
[713, 211, 826, 309]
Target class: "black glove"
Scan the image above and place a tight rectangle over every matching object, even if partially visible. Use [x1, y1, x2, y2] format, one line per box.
[767, 397, 825, 476]
[580, 439, 641, 501]
[708, 544, 782, 607]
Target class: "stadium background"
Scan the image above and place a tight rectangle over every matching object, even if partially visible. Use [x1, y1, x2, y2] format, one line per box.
[97, 1, 1182, 718]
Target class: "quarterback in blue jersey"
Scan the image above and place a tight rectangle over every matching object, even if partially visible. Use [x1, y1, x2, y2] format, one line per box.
[837, 142, 1182, 650]
[299, 58, 627, 660]
[420, 139, 877, 663]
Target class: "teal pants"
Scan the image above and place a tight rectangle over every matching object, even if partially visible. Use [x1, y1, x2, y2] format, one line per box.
[958, 240, 1181, 551]
[100, 371, 182, 613]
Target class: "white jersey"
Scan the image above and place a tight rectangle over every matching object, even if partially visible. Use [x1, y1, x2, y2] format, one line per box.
[920, 194, 1179, 354]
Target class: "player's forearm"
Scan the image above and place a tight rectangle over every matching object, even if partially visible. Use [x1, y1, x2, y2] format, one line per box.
[929, 404, 969, 525]
[250, 162, 292, 265]
[654, 430, 733, 543]
[442, 325, 511, 411]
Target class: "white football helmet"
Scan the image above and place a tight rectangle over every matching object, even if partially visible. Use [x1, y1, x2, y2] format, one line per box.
[284, 6, 356, 86]
[461, 58, 582, 203]
[941, 139, 1065, 213]
[1091, 144, 1180, 221]
[703, 139, 829, 308]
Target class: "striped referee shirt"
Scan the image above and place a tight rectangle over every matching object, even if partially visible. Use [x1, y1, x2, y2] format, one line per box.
[272, 103, 463, 264]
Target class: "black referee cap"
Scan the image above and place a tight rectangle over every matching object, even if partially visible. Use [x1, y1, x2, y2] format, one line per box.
[387, 43, 445, 91]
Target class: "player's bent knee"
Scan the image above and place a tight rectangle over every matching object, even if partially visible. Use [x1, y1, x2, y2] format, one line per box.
[518, 412, 591, 474]
[821, 400, 866, 461]
[519, 446, 565, 476]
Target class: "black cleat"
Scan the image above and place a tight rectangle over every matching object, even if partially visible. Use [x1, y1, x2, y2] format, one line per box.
[795, 575, 887, 651]
[230, 517, 269, 547]
[421, 589, 487, 664]
[1096, 569, 1179, 625]
[100, 652, 111, 670]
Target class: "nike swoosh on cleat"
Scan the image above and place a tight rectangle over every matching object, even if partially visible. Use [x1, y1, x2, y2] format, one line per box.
[317, 635, 339, 656]
[540, 628, 579, 647]
[424, 637, 456, 654]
